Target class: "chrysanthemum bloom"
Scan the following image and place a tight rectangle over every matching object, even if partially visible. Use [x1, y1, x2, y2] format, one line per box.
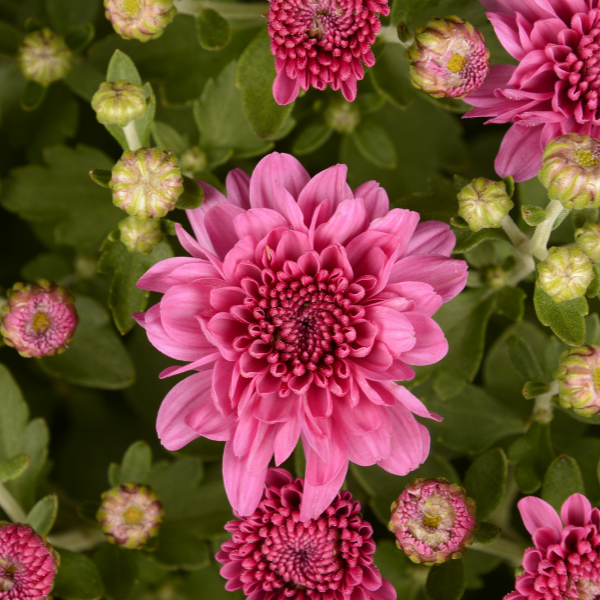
[405, 16, 490, 99]
[17, 28, 72, 86]
[135, 152, 468, 520]
[504, 493, 600, 600]
[119, 216, 164, 254]
[457, 177, 514, 231]
[555, 344, 600, 417]
[389, 478, 476, 564]
[216, 468, 396, 600]
[91, 80, 146, 127]
[104, 0, 176, 42]
[536, 245, 594, 302]
[463, 0, 600, 182]
[0, 523, 59, 599]
[267, 0, 390, 105]
[576, 220, 600, 262]
[97, 483, 165, 549]
[1, 279, 78, 358]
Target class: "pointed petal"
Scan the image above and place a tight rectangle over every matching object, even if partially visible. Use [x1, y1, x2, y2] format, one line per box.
[518, 496, 562, 539]
[273, 71, 300, 105]
[560, 493, 592, 527]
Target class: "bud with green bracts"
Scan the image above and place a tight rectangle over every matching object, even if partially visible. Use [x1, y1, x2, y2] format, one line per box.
[180, 146, 208, 174]
[324, 97, 360, 134]
[119, 216, 163, 254]
[555, 345, 600, 417]
[104, 0, 177, 42]
[17, 28, 71, 86]
[457, 177, 514, 232]
[575, 221, 600, 263]
[92, 80, 146, 127]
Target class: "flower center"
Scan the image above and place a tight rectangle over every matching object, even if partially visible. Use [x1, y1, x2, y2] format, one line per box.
[0, 561, 16, 592]
[123, 506, 144, 524]
[121, 0, 141, 17]
[447, 53, 467, 73]
[575, 148, 600, 167]
[406, 494, 457, 550]
[32, 311, 51, 334]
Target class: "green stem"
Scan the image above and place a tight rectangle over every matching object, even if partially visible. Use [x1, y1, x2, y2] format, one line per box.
[123, 121, 142, 152]
[0, 483, 27, 523]
[533, 381, 558, 423]
[174, 0, 268, 19]
[472, 537, 527, 569]
[378, 25, 412, 46]
[502, 215, 535, 286]
[531, 199, 565, 261]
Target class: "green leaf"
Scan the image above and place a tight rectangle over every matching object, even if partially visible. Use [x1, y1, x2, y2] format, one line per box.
[370, 43, 415, 110]
[534, 286, 588, 347]
[54, 550, 104, 600]
[373, 540, 422, 599]
[587, 266, 600, 298]
[186, 563, 247, 599]
[453, 227, 510, 254]
[175, 176, 204, 210]
[27, 493, 58, 536]
[496, 286, 527, 321]
[119, 441, 152, 485]
[463, 552, 501, 591]
[0, 453, 30, 483]
[151, 121, 188, 156]
[585, 313, 600, 344]
[351, 118, 397, 169]
[108, 463, 121, 488]
[523, 381, 550, 399]
[106, 49, 142, 86]
[89, 169, 112, 188]
[472, 522, 501, 545]
[522, 205, 547, 226]
[21, 81, 46, 112]
[40, 296, 135, 390]
[506, 334, 544, 381]
[463, 448, 508, 522]
[93, 544, 140, 600]
[292, 118, 333, 156]
[542, 455, 585, 513]
[0, 21, 23, 56]
[151, 521, 212, 570]
[391, 0, 432, 26]
[64, 62, 105, 102]
[425, 559, 466, 600]
[46, 0, 99, 34]
[98, 232, 174, 335]
[65, 23, 95, 53]
[196, 9, 231, 51]
[237, 30, 294, 140]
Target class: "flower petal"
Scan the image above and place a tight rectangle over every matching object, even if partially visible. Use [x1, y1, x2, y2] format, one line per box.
[560, 493, 592, 528]
[518, 496, 563, 538]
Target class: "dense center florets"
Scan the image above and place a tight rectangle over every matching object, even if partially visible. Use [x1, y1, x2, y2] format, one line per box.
[18, 297, 74, 348]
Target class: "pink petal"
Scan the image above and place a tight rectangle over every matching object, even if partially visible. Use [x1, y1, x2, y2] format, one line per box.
[342, 414, 392, 465]
[314, 198, 369, 250]
[159, 352, 220, 378]
[366, 306, 415, 358]
[341, 76, 357, 102]
[400, 313, 448, 366]
[404, 221, 456, 257]
[534, 0, 587, 22]
[233, 207, 289, 241]
[210, 286, 246, 312]
[274, 418, 302, 465]
[369, 579, 397, 600]
[273, 71, 300, 105]
[303, 433, 347, 487]
[186, 181, 228, 253]
[161, 283, 213, 346]
[333, 395, 384, 435]
[137, 257, 206, 293]
[300, 452, 348, 521]
[212, 357, 236, 416]
[463, 65, 517, 108]
[390, 384, 442, 421]
[368, 209, 420, 256]
[495, 123, 545, 182]
[204, 203, 245, 260]
[225, 169, 251, 209]
[486, 12, 526, 60]
[253, 392, 300, 423]
[560, 493, 592, 527]
[353, 181, 389, 220]
[381, 282, 443, 317]
[518, 496, 563, 538]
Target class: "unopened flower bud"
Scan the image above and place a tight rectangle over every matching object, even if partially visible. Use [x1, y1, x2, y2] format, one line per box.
[539, 133, 600, 210]
[104, 0, 177, 42]
[537, 245, 594, 303]
[324, 98, 360, 134]
[110, 148, 183, 219]
[91, 80, 146, 127]
[0, 523, 59, 598]
[389, 478, 476, 565]
[119, 216, 163, 254]
[17, 28, 72, 86]
[179, 146, 208, 174]
[457, 177, 514, 232]
[1, 279, 78, 358]
[405, 16, 490, 98]
[555, 345, 600, 417]
[575, 221, 600, 263]
[97, 483, 165, 549]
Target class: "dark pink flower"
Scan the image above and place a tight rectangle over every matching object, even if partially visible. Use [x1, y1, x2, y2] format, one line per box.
[505, 493, 600, 600]
[267, 0, 390, 104]
[464, 0, 600, 182]
[135, 152, 467, 520]
[216, 468, 396, 600]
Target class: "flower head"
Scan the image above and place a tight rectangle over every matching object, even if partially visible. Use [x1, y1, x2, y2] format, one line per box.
[405, 16, 490, 99]
[97, 483, 165, 549]
[576, 221, 600, 262]
[180, 146, 208, 174]
[536, 245, 594, 302]
[135, 152, 467, 520]
[110, 148, 183, 219]
[267, 0, 390, 104]
[91, 80, 147, 127]
[0, 523, 59, 600]
[119, 216, 164, 254]
[17, 28, 71, 87]
[555, 345, 600, 417]
[104, 0, 176, 42]
[504, 493, 600, 600]
[457, 177, 514, 231]
[389, 478, 476, 564]
[216, 468, 396, 600]
[1, 279, 78, 358]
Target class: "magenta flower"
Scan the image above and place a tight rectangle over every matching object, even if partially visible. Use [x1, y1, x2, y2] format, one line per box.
[216, 467, 396, 600]
[135, 152, 468, 520]
[505, 493, 600, 600]
[464, 0, 600, 182]
[267, 0, 390, 105]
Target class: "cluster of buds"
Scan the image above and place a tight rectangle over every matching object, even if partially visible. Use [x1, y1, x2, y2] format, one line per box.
[405, 16, 490, 99]
[1, 279, 78, 358]
[179, 146, 208, 174]
[104, 0, 177, 42]
[575, 221, 600, 263]
[324, 97, 361, 134]
[457, 177, 514, 232]
[555, 345, 600, 417]
[91, 80, 147, 127]
[17, 28, 72, 86]
[389, 478, 476, 564]
[97, 483, 165, 549]
[536, 246, 594, 303]
[119, 216, 163, 254]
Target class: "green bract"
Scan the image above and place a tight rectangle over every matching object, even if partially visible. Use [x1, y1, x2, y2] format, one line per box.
[104, 0, 177, 42]
[537, 246, 594, 303]
[457, 177, 514, 232]
[17, 28, 72, 86]
[91, 80, 147, 127]
[555, 345, 600, 417]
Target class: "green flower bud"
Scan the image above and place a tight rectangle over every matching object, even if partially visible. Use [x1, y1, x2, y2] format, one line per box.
[110, 148, 183, 219]
[91, 80, 146, 127]
[324, 98, 360, 134]
[575, 221, 600, 263]
[118, 216, 163, 254]
[555, 345, 600, 417]
[104, 0, 177, 42]
[457, 177, 514, 232]
[179, 146, 208, 174]
[536, 245, 594, 302]
[539, 133, 600, 210]
[17, 28, 72, 86]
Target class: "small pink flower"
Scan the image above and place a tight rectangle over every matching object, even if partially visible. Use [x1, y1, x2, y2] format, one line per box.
[135, 152, 467, 520]
[504, 493, 600, 600]
[216, 468, 396, 600]
[0, 523, 59, 600]
[464, 0, 600, 182]
[267, 0, 390, 104]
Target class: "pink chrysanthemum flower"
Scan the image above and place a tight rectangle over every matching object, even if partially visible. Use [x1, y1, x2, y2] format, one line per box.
[216, 468, 396, 600]
[464, 0, 600, 182]
[267, 0, 390, 105]
[135, 152, 467, 520]
[0, 523, 59, 599]
[505, 493, 600, 600]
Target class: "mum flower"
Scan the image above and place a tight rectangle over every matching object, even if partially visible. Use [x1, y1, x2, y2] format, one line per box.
[216, 467, 396, 600]
[135, 152, 468, 520]
[464, 0, 600, 182]
[505, 493, 600, 600]
[267, 0, 390, 104]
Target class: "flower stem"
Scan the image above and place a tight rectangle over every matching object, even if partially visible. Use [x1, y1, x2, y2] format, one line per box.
[472, 537, 527, 569]
[502, 215, 535, 286]
[0, 483, 27, 523]
[123, 121, 142, 152]
[531, 199, 566, 261]
[533, 381, 558, 423]
[174, 0, 268, 18]
[378, 25, 412, 46]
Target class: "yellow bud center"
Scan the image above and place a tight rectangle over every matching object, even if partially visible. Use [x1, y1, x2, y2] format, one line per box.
[32, 312, 51, 334]
[593, 366, 600, 391]
[422, 514, 442, 528]
[575, 149, 599, 168]
[123, 506, 144, 524]
[447, 54, 467, 73]
[121, 0, 141, 16]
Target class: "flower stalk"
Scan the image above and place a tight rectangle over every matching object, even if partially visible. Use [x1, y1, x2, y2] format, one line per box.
[123, 121, 142, 152]
[531, 199, 567, 261]
[0, 482, 27, 523]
